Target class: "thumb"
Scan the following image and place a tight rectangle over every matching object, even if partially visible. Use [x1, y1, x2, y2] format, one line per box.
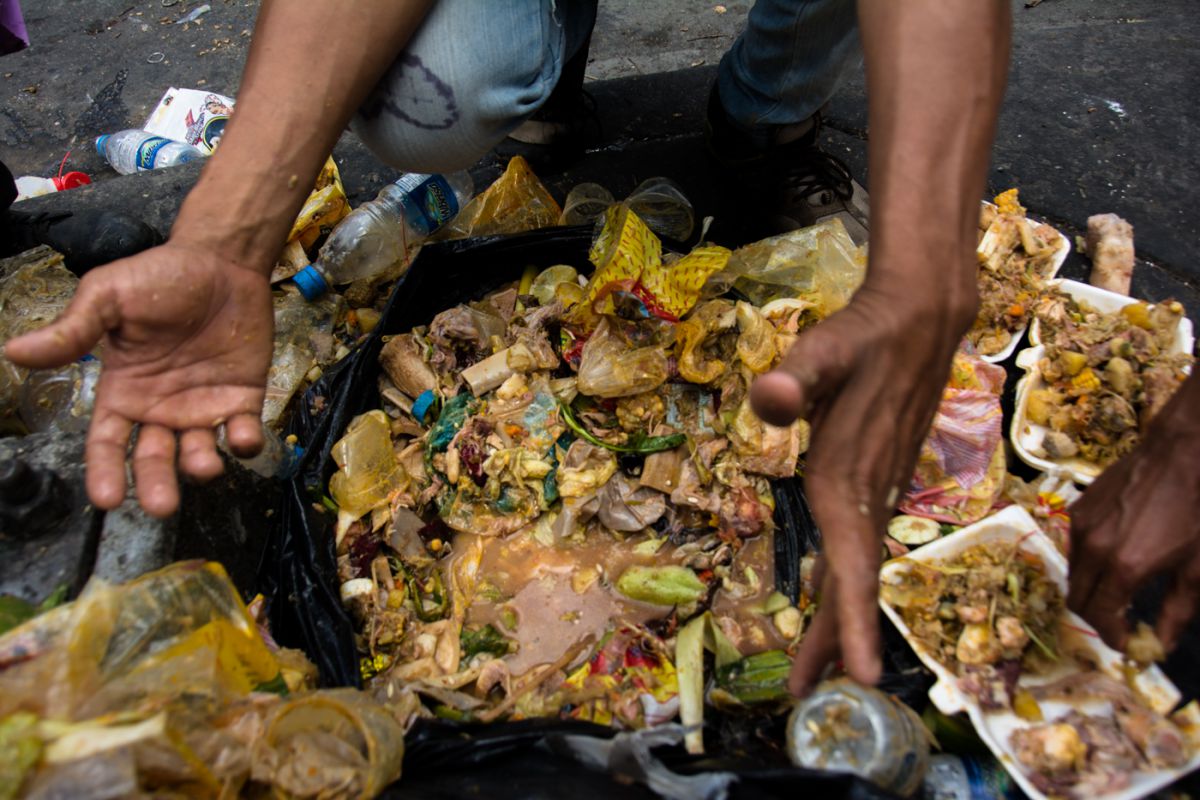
[750, 321, 855, 427]
[5, 276, 113, 369]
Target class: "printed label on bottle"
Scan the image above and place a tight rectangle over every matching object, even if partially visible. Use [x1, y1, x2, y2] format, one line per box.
[394, 174, 459, 236]
[135, 137, 173, 171]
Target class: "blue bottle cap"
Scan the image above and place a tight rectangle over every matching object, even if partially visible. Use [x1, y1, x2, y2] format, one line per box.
[411, 389, 437, 423]
[95, 135, 109, 157]
[293, 265, 328, 300]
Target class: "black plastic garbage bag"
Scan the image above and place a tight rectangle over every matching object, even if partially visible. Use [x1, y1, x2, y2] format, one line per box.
[252, 225, 926, 797]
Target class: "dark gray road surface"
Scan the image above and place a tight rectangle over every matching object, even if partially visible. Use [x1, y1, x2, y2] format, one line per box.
[3, 1, 1195, 309]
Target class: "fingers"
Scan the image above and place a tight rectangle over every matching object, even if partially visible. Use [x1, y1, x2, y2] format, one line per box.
[1157, 550, 1200, 652]
[179, 428, 225, 483]
[4, 274, 113, 369]
[225, 413, 265, 458]
[789, 589, 840, 697]
[85, 408, 134, 510]
[751, 325, 851, 427]
[133, 424, 180, 518]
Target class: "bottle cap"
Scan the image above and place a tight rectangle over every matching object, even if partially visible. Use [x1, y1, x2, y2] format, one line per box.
[292, 265, 328, 301]
[94, 135, 109, 158]
[52, 171, 91, 191]
[411, 389, 437, 423]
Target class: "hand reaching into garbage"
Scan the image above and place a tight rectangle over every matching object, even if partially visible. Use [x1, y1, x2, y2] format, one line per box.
[4, 241, 273, 517]
[752, 280, 975, 695]
[1068, 372, 1200, 653]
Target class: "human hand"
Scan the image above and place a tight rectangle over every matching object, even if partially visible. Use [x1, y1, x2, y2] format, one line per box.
[4, 241, 274, 517]
[750, 281, 975, 695]
[1067, 373, 1200, 652]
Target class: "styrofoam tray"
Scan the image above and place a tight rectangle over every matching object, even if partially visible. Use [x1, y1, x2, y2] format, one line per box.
[879, 506, 1200, 800]
[976, 210, 1071, 364]
[1011, 279, 1195, 484]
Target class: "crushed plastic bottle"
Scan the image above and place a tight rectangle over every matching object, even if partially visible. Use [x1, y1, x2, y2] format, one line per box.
[624, 177, 695, 242]
[293, 171, 473, 300]
[17, 360, 100, 434]
[262, 288, 343, 430]
[787, 678, 930, 798]
[95, 130, 205, 175]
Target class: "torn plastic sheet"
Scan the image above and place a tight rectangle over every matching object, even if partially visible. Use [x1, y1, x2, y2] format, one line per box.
[548, 725, 739, 800]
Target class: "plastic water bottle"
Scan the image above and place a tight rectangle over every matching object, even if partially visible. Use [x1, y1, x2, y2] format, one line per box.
[292, 171, 473, 300]
[95, 131, 205, 175]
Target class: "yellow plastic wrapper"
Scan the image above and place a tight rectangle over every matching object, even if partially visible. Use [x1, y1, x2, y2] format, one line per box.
[584, 206, 730, 320]
[287, 156, 350, 254]
[434, 155, 561, 240]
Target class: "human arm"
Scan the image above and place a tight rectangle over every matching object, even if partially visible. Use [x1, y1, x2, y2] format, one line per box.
[4, 0, 434, 516]
[1068, 371, 1200, 653]
[746, 0, 1012, 694]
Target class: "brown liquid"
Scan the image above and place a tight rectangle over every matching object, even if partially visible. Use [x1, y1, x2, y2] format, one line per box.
[447, 524, 787, 678]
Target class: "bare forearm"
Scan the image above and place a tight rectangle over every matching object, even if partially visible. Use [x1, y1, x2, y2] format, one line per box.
[172, 0, 434, 272]
[858, 0, 1011, 324]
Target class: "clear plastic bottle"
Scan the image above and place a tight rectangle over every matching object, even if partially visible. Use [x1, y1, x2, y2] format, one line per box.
[292, 171, 473, 300]
[624, 176, 695, 242]
[95, 131, 205, 175]
[17, 359, 100, 434]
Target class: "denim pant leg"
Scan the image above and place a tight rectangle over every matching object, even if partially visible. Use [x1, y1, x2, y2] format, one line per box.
[717, 0, 860, 136]
[351, 0, 596, 174]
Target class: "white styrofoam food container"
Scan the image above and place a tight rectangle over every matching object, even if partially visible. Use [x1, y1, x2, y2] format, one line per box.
[976, 209, 1071, 365]
[879, 506, 1200, 800]
[1011, 279, 1195, 484]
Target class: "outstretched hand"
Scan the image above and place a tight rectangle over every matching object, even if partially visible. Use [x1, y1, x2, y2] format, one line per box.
[4, 241, 274, 517]
[751, 282, 974, 696]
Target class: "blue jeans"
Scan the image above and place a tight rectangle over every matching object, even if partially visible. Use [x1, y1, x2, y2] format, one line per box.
[352, 0, 857, 172]
[718, 0, 861, 139]
[352, 0, 597, 173]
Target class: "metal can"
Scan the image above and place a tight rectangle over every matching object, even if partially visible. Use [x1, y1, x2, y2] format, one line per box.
[786, 678, 931, 797]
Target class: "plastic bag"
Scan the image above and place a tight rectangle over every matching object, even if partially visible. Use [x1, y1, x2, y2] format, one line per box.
[576, 317, 671, 398]
[434, 156, 561, 240]
[706, 218, 866, 314]
[328, 410, 406, 521]
[288, 156, 351, 253]
[254, 688, 405, 799]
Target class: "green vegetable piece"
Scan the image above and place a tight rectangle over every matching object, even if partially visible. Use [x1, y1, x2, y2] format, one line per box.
[616, 565, 706, 606]
[461, 624, 512, 660]
[713, 650, 793, 706]
[559, 401, 686, 455]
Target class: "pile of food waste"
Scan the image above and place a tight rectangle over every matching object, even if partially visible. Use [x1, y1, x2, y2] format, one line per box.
[969, 189, 1069, 358]
[881, 521, 1200, 799]
[324, 206, 864, 731]
[1026, 290, 1192, 468]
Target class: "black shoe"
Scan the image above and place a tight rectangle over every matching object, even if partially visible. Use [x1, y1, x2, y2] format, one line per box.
[0, 207, 162, 275]
[704, 85, 870, 245]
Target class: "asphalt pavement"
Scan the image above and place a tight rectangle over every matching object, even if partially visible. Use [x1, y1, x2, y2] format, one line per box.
[2, 0, 1196, 308]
